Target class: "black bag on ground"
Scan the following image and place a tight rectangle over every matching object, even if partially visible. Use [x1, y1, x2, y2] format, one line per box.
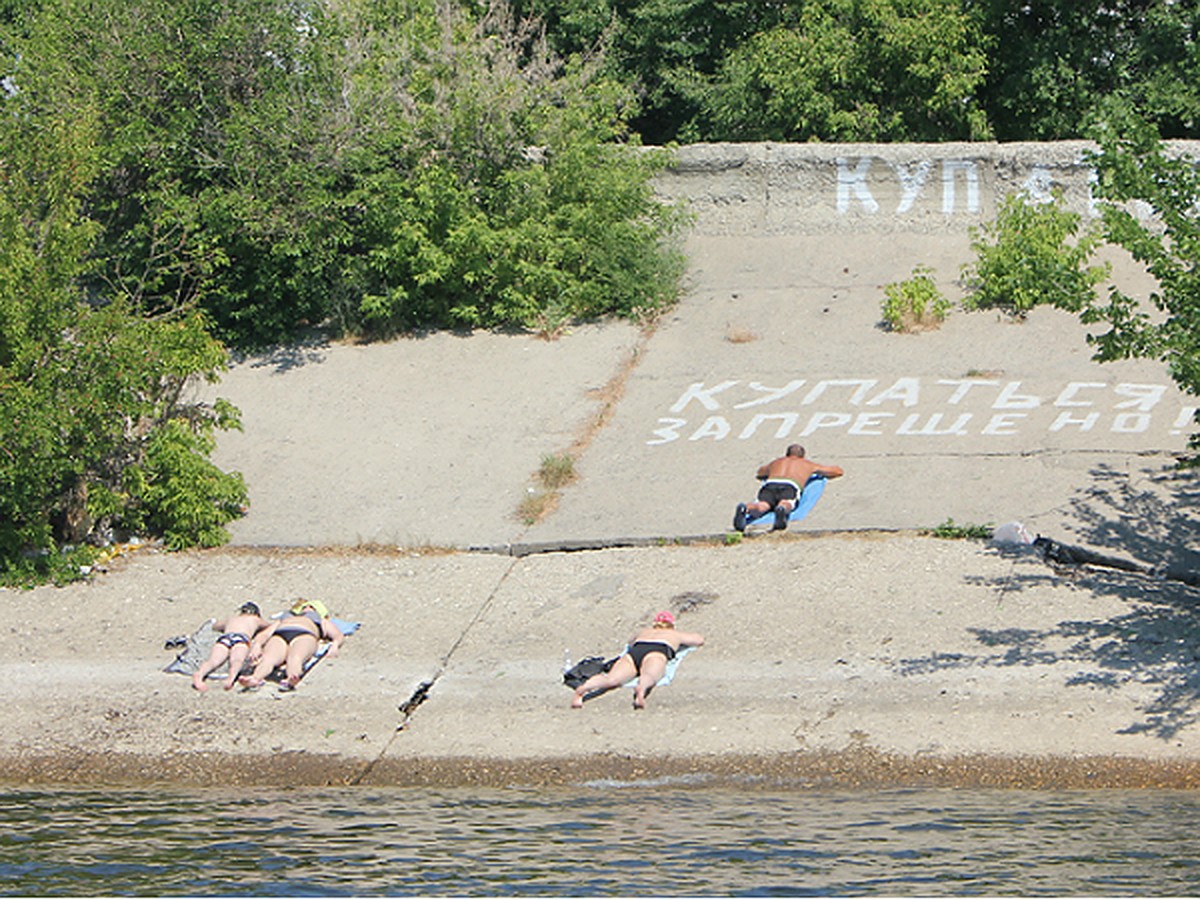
[563, 655, 617, 688]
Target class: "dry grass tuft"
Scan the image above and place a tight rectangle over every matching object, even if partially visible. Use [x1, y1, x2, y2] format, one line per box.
[537, 453, 576, 490]
[517, 490, 559, 525]
[725, 325, 758, 344]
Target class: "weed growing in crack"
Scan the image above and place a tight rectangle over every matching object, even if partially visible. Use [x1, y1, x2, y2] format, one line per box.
[925, 518, 993, 540]
[538, 453, 576, 490]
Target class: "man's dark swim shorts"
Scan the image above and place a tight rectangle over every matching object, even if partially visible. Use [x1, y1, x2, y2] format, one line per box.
[757, 479, 800, 508]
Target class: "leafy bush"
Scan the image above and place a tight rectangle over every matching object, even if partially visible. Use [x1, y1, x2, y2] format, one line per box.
[962, 191, 1110, 316]
[0, 98, 247, 584]
[881, 265, 951, 332]
[131, 418, 248, 550]
[7, 0, 690, 349]
[694, 0, 991, 142]
[0, 297, 250, 578]
[337, 4, 690, 338]
[1085, 107, 1200, 457]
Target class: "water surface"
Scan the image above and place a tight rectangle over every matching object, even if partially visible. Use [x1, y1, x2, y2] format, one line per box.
[3, 784, 1199, 895]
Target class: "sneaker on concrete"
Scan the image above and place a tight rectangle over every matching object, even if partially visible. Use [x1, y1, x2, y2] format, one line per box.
[733, 503, 748, 532]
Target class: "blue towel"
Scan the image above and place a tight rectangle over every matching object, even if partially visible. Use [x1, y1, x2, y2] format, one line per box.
[745, 474, 827, 527]
[299, 618, 360, 673]
[263, 615, 359, 681]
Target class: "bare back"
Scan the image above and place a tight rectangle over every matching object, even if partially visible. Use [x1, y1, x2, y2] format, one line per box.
[218, 613, 266, 636]
[758, 455, 843, 483]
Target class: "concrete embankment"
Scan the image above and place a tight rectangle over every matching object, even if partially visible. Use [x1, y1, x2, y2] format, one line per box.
[5, 534, 1200, 788]
[3, 143, 1199, 787]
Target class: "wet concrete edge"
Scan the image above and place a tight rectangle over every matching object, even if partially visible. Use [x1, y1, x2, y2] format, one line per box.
[8, 750, 1200, 791]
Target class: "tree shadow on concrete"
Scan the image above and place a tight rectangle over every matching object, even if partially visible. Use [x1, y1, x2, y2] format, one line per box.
[902, 569, 1200, 739]
[1059, 462, 1200, 574]
[900, 462, 1200, 740]
[232, 327, 332, 374]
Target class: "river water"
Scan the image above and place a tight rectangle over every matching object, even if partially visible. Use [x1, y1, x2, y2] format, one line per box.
[4, 783, 1200, 896]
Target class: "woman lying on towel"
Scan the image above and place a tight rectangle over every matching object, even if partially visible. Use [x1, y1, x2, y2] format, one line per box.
[570, 611, 704, 710]
[239, 599, 345, 692]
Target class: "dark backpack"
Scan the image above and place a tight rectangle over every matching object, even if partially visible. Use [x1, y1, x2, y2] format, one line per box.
[563, 655, 617, 688]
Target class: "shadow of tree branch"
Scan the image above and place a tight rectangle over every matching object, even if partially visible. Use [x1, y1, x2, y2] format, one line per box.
[1065, 463, 1200, 574]
[230, 327, 332, 374]
[900, 462, 1200, 740]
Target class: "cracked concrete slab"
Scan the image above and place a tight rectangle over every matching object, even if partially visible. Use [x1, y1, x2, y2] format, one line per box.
[382, 537, 1198, 765]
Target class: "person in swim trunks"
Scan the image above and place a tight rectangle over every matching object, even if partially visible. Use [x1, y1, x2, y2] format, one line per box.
[733, 443, 844, 532]
[570, 610, 705, 710]
[239, 599, 345, 692]
[191, 602, 271, 692]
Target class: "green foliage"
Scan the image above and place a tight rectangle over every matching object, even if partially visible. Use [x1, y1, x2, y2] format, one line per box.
[881, 265, 951, 333]
[133, 419, 248, 550]
[335, 1, 690, 337]
[926, 519, 993, 540]
[518, 0, 1200, 143]
[0, 91, 247, 583]
[962, 191, 1110, 316]
[979, 0, 1200, 141]
[1084, 108, 1200, 455]
[0, 544, 104, 589]
[699, 0, 991, 142]
[3, 0, 358, 348]
[4, 0, 688, 348]
[1133, 3, 1200, 138]
[516, 0, 785, 144]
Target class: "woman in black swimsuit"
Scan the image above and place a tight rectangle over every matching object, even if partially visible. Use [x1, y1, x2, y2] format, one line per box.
[239, 599, 345, 691]
[570, 610, 704, 710]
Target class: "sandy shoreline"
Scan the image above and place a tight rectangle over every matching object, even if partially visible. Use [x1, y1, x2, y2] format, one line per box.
[10, 750, 1200, 791]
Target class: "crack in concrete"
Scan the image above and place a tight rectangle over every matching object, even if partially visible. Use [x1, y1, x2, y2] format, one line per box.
[513, 324, 655, 526]
[349, 555, 521, 785]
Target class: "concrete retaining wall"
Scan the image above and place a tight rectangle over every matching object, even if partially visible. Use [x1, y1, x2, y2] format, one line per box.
[654, 141, 1200, 236]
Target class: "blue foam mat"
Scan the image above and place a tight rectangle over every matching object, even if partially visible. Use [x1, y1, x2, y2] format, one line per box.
[744, 474, 827, 527]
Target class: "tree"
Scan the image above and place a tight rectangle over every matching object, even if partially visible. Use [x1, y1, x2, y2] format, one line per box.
[5, 0, 688, 347]
[512, 0, 790, 144]
[4, 0, 349, 349]
[697, 0, 991, 142]
[975, 0, 1200, 141]
[1082, 108, 1200, 454]
[331, 0, 690, 336]
[0, 96, 246, 584]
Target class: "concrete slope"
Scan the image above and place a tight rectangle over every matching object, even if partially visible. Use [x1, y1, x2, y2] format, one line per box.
[524, 234, 1190, 551]
[208, 324, 642, 549]
[207, 143, 1196, 566]
[7, 144, 1200, 787]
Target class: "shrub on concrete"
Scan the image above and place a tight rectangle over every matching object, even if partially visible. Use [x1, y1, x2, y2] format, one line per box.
[962, 191, 1109, 317]
[881, 265, 951, 332]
